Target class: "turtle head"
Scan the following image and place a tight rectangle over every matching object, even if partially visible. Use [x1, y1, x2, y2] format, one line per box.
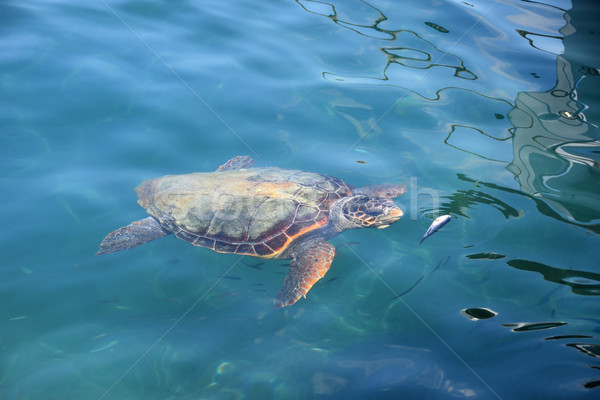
[341, 195, 403, 229]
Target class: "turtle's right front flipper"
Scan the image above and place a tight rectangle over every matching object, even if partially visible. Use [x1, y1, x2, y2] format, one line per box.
[274, 239, 335, 308]
[96, 217, 170, 255]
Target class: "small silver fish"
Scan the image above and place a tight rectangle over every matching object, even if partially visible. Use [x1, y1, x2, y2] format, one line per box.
[420, 215, 452, 244]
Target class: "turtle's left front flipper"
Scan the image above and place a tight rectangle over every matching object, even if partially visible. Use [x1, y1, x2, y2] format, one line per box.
[274, 239, 335, 308]
[97, 217, 170, 255]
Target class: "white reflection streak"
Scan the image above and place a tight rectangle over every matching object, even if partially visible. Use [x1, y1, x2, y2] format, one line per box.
[99, 0, 259, 158]
[97, 257, 244, 400]
[340, 0, 502, 158]
[342, 244, 504, 400]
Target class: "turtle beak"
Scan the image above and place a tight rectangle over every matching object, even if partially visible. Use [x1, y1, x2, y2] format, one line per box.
[389, 208, 403, 218]
[377, 207, 403, 228]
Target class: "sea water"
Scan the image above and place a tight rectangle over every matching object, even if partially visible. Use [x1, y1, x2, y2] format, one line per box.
[1, 0, 599, 399]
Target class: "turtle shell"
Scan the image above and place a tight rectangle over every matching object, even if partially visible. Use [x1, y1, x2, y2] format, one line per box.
[135, 167, 352, 257]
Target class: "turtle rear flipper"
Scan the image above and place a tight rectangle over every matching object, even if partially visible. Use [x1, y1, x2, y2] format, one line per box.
[97, 217, 170, 255]
[217, 156, 255, 171]
[274, 239, 335, 308]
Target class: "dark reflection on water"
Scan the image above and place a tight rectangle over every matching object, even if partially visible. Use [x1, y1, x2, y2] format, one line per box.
[516, 30, 563, 55]
[297, 0, 479, 88]
[465, 252, 506, 260]
[544, 335, 594, 340]
[500, 316, 600, 390]
[566, 343, 600, 389]
[584, 379, 600, 390]
[502, 321, 567, 332]
[424, 22, 449, 34]
[545, 335, 594, 340]
[444, 125, 513, 162]
[460, 307, 498, 321]
[436, 175, 521, 220]
[296, 0, 395, 40]
[568, 343, 600, 359]
[507, 259, 600, 296]
[380, 44, 476, 81]
[295, 0, 396, 40]
[457, 174, 600, 234]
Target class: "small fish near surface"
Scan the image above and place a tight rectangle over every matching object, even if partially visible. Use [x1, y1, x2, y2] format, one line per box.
[420, 215, 452, 244]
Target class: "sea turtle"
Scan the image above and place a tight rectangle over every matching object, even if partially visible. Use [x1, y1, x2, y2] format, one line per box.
[97, 156, 406, 308]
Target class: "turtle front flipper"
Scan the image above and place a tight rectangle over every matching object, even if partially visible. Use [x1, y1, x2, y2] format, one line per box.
[274, 239, 335, 308]
[97, 217, 170, 255]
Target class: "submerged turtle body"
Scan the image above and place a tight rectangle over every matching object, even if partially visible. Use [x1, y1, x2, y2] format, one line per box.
[97, 156, 406, 308]
[137, 167, 352, 258]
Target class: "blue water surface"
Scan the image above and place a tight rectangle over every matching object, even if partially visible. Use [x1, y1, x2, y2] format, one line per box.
[2, 0, 600, 399]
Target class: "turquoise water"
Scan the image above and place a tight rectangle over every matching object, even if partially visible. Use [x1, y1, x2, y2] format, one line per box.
[2, 0, 599, 398]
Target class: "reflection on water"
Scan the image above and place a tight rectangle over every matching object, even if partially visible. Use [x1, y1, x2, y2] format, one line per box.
[507, 259, 600, 296]
[568, 343, 600, 359]
[438, 174, 521, 220]
[503, 318, 600, 389]
[297, 0, 600, 234]
[507, 3, 600, 231]
[507, 53, 600, 229]
[502, 321, 567, 332]
[424, 22, 449, 34]
[460, 307, 498, 321]
[465, 252, 506, 260]
[444, 124, 513, 163]
[545, 335, 594, 341]
[566, 343, 600, 389]
[298, 0, 478, 92]
[457, 173, 600, 233]
[296, 0, 396, 40]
